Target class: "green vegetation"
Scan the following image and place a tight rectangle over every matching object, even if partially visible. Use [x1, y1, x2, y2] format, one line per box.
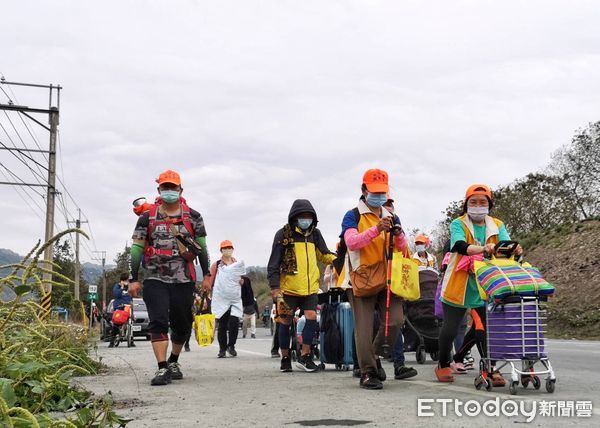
[0, 231, 130, 427]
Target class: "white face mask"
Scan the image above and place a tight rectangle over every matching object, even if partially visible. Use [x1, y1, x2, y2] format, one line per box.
[415, 244, 426, 253]
[467, 206, 489, 222]
[222, 249, 234, 258]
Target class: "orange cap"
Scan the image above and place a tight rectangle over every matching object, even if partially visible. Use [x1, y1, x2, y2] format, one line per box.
[465, 184, 492, 200]
[363, 169, 389, 193]
[156, 170, 181, 186]
[415, 234, 430, 245]
[220, 240, 234, 250]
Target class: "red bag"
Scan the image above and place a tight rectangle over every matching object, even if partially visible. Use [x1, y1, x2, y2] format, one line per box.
[112, 309, 130, 326]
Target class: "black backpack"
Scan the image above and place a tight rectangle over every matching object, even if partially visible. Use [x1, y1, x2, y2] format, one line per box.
[320, 303, 343, 364]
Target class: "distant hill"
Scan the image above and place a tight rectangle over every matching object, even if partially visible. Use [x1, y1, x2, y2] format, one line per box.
[524, 220, 600, 339]
[0, 248, 110, 285]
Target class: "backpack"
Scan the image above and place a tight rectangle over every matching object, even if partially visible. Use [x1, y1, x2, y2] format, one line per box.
[332, 207, 360, 276]
[145, 197, 198, 281]
[320, 303, 343, 364]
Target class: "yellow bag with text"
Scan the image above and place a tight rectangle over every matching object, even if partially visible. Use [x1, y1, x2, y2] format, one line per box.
[390, 252, 421, 301]
[194, 313, 216, 347]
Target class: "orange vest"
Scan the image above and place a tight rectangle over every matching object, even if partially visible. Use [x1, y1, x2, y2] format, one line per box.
[440, 215, 503, 306]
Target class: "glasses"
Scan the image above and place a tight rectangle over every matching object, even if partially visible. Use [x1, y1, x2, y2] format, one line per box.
[132, 197, 147, 207]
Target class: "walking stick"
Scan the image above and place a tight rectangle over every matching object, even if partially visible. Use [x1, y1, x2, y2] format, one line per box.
[381, 228, 395, 359]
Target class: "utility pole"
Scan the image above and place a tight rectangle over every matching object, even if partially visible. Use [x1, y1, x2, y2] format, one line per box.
[0, 79, 62, 296]
[42, 106, 59, 292]
[93, 251, 107, 309]
[68, 208, 88, 301]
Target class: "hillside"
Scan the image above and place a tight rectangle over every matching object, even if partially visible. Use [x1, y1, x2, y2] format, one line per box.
[523, 220, 600, 339]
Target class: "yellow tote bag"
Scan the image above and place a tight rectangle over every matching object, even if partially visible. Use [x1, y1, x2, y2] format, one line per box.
[194, 313, 216, 347]
[390, 252, 421, 301]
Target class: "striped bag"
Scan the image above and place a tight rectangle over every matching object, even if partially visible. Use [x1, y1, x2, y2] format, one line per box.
[474, 258, 555, 301]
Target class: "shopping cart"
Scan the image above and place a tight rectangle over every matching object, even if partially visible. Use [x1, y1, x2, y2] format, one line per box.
[474, 295, 557, 395]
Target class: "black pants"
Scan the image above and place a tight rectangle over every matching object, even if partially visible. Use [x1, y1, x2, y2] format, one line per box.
[143, 279, 195, 344]
[438, 304, 487, 368]
[217, 308, 239, 351]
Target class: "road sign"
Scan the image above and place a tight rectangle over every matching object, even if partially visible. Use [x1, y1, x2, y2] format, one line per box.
[88, 293, 97, 301]
[88, 285, 98, 293]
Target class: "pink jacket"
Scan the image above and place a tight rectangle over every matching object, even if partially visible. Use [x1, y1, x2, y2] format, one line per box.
[344, 226, 408, 252]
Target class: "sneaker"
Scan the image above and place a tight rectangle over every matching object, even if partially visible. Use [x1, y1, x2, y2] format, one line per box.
[227, 346, 237, 357]
[271, 350, 281, 358]
[394, 364, 418, 379]
[360, 370, 383, 390]
[296, 354, 319, 372]
[168, 362, 183, 380]
[463, 359, 474, 370]
[150, 368, 172, 386]
[251, 334, 256, 339]
[450, 361, 467, 374]
[280, 356, 292, 372]
[435, 365, 455, 383]
[218, 350, 226, 358]
[184, 344, 190, 352]
[376, 359, 386, 382]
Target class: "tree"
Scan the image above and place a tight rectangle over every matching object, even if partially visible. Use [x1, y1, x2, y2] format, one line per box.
[549, 121, 600, 219]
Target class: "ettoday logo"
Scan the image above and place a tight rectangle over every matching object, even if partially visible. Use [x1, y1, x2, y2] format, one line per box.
[418, 398, 537, 422]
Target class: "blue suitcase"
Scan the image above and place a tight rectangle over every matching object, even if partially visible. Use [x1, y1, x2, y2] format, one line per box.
[319, 301, 354, 370]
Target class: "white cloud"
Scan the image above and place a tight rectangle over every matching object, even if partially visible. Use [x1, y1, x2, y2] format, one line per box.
[1, 0, 599, 266]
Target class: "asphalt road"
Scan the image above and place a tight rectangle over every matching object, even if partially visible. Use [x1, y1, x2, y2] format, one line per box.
[77, 328, 599, 427]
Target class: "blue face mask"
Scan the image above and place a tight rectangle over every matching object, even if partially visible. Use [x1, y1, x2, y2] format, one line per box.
[160, 190, 180, 204]
[297, 218, 313, 230]
[366, 193, 387, 208]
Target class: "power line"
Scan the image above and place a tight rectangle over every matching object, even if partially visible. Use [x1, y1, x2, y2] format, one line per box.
[0, 162, 46, 198]
[0, 138, 48, 185]
[0, 166, 46, 222]
[2, 111, 47, 179]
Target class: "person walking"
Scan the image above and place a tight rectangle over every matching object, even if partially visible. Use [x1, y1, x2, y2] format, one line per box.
[241, 275, 258, 338]
[267, 199, 336, 372]
[339, 169, 410, 390]
[205, 240, 246, 358]
[129, 170, 210, 386]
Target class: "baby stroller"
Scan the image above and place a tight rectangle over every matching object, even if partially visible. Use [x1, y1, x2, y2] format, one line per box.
[402, 269, 442, 364]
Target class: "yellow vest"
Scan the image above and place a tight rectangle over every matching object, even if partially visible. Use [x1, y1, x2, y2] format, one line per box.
[440, 215, 503, 306]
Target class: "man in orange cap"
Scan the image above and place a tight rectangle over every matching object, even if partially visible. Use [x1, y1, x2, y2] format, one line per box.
[129, 169, 210, 386]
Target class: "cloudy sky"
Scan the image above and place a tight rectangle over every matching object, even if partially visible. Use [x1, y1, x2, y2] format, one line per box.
[1, 0, 599, 266]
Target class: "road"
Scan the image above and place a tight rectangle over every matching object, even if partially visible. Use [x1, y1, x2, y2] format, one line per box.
[77, 329, 599, 427]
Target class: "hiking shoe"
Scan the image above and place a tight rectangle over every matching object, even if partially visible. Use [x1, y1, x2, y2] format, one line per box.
[394, 364, 418, 380]
[376, 359, 387, 382]
[435, 365, 455, 383]
[168, 362, 183, 380]
[450, 361, 467, 374]
[271, 350, 281, 358]
[280, 356, 292, 372]
[150, 368, 172, 386]
[218, 350, 226, 358]
[296, 354, 319, 372]
[360, 370, 383, 390]
[227, 346, 237, 357]
[251, 334, 256, 339]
